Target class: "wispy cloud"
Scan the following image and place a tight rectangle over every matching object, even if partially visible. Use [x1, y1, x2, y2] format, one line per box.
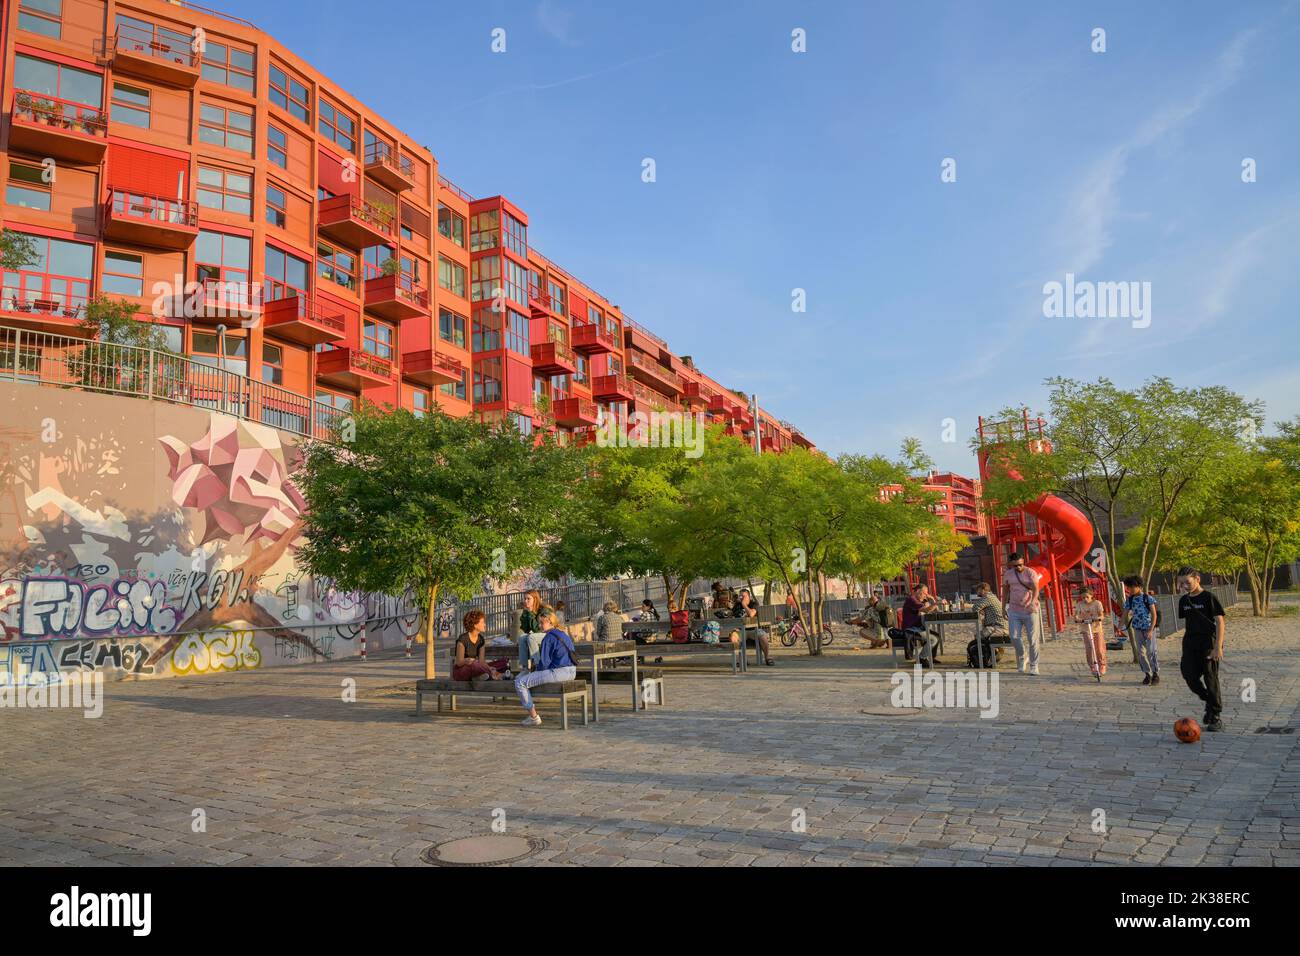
[537, 1, 579, 46]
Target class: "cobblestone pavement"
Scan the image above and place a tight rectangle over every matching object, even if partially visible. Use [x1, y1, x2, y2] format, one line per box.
[2, 618, 1298, 867]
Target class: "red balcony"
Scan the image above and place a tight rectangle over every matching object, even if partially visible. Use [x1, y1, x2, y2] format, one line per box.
[316, 346, 396, 391]
[186, 280, 261, 326]
[0, 285, 90, 334]
[570, 321, 617, 355]
[104, 188, 197, 250]
[98, 23, 200, 87]
[553, 397, 600, 428]
[401, 349, 463, 387]
[10, 91, 108, 164]
[527, 283, 551, 318]
[318, 194, 395, 250]
[572, 428, 599, 449]
[530, 340, 576, 376]
[708, 392, 739, 419]
[364, 273, 429, 321]
[625, 349, 681, 396]
[622, 317, 666, 355]
[263, 295, 345, 347]
[681, 381, 715, 408]
[363, 143, 415, 193]
[592, 373, 634, 402]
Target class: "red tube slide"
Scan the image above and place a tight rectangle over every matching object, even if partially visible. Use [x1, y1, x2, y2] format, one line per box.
[1014, 485, 1094, 586]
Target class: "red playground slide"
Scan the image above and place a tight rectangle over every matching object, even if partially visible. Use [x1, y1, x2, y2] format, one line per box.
[1016, 490, 1094, 587]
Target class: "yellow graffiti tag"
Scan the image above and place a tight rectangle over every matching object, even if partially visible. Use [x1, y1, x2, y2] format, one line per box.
[171, 629, 262, 675]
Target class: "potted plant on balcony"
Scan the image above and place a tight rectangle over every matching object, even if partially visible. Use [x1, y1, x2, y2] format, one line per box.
[34, 97, 59, 126]
[380, 256, 401, 277]
[14, 91, 33, 119]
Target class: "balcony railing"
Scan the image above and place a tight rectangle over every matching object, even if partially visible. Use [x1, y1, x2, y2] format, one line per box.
[109, 22, 199, 67]
[438, 175, 474, 202]
[11, 90, 108, 138]
[626, 349, 681, 392]
[0, 324, 347, 441]
[107, 188, 197, 227]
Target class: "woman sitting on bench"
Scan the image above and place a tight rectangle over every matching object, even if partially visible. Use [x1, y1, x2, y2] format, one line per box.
[515, 608, 580, 727]
[453, 610, 510, 683]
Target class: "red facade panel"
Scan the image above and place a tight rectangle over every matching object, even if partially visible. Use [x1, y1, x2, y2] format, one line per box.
[107, 143, 189, 197]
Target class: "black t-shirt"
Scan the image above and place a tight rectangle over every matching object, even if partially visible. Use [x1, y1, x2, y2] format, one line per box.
[1177, 591, 1224, 643]
[455, 632, 486, 662]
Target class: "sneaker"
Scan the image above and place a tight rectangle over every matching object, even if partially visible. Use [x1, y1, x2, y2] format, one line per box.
[1141, 674, 1151, 685]
[1028, 666, 1040, 676]
[1204, 719, 1224, 732]
[765, 659, 776, 666]
[520, 714, 542, 726]
[1151, 673, 1160, 685]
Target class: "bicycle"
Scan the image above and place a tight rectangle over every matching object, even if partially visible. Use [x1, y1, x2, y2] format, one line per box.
[776, 616, 834, 648]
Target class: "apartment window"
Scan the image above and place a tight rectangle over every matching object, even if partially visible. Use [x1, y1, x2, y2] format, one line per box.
[266, 184, 287, 228]
[470, 255, 499, 303]
[196, 230, 252, 308]
[317, 242, 356, 291]
[474, 357, 502, 404]
[411, 389, 430, 418]
[269, 64, 310, 123]
[401, 224, 414, 243]
[191, 331, 248, 377]
[102, 251, 144, 297]
[6, 162, 51, 211]
[109, 82, 150, 128]
[438, 256, 465, 297]
[504, 259, 529, 307]
[262, 343, 284, 385]
[264, 245, 310, 301]
[470, 209, 499, 252]
[199, 103, 253, 154]
[267, 124, 288, 168]
[472, 308, 501, 352]
[318, 96, 356, 153]
[439, 369, 467, 401]
[548, 279, 566, 317]
[439, 309, 466, 348]
[1, 232, 92, 315]
[605, 314, 619, 340]
[575, 355, 589, 386]
[506, 308, 529, 357]
[14, 53, 102, 108]
[503, 212, 528, 258]
[438, 204, 465, 247]
[19, 0, 61, 37]
[362, 244, 394, 280]
[197, 166, 252, 215]
[201, 40, 255, 92]
[362, 319, 393, 360]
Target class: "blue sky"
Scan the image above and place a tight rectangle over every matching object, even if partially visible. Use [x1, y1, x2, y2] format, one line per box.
[225, 0, 1300, 472]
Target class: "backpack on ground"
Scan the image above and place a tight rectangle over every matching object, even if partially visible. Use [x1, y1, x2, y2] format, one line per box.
[966, 638, 1002, 669]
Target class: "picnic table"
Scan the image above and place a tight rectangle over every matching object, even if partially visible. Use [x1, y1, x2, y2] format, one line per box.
[623, 618, 748, 674]
[570, 639, 640, 721]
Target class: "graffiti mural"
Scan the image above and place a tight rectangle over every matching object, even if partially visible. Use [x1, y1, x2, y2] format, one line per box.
[0, 384, 422, 682]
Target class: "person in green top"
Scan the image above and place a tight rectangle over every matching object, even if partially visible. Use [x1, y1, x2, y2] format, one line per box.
[517, 589, 546, 670]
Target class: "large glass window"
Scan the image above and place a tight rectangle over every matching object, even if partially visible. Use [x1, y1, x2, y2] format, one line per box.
[266, 184, 287, 228]
[6, 162, 51, 211]
[504, 259, 529, 307]
[438, 203, 465, 247]
[264, 244, 310, 300]
[470, 209, 499, 252]
[503, 212, 527, 258]
[548, 279, 566, 317]
[267, 123, 288, 168]
[269, 64, 310, 123]
[439, 369, 467, 401]
[318, 96, 356, 153]
[102, 250, 144, 296]
[110, 82, 150, 128]
[472, 307, 500, 352]
[19, 0, 62, 39]
[363, 319, 394, 359]
[191, 331, 248, 377]
[197, 166, 252, 215]
[470, 255, 499, 303]
[1, 232, 93, 315]
[199, 103, 253, 153]
[196, 230, 252, 310]
[474, 357, 502, 404]
[262, 343, 284, 385]
[14, 54, 102, 107]
[317, 242, 356, 291]
[438, 256, 465, 297]
[201, 40, 255, 91]
[439, 309, 466, 348]
[506, 308, 529, 356]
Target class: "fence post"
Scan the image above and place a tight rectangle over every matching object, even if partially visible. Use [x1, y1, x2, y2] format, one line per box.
[11, 328, 20, 383]
[146, 345, 155, 400]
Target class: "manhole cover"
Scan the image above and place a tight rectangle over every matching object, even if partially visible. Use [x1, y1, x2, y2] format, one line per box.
[1254, 726, 1295, 735]
[420, 835, 546, 866]
[860, 707, 922, 716]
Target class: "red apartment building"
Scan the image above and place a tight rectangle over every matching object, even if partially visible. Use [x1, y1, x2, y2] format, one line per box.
[0, 0, 810, 450]
[882, 470, 987, 538]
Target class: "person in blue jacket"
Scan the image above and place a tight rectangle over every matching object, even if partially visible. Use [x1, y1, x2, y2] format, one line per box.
[514, 608, 579, 726]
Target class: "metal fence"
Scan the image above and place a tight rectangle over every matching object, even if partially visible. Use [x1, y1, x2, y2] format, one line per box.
[0, 325, 348, 440]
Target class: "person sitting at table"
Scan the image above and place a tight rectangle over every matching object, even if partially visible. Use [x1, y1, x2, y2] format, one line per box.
[971, 582, 1009, 640]
[732, 588, 774, 666]
[453, 609, 510, 683]
[637, 599, 661, 622]
[901, 584, 940, 667]
[515, 608, 580, 727]
[517, 590, 545, 670]
[853, 592, 892, 648]
[595, 601, 624, 643]
[668, 597, 691, 643]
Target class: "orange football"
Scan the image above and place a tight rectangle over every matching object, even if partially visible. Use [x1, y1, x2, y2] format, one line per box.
[1174, 717, 1201, 743]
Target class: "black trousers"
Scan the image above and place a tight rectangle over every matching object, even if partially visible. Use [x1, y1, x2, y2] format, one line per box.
[1180, 640, 1223, 720]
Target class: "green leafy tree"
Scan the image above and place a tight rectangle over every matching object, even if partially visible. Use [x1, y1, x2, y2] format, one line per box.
[1, 229, 38, 271]
[296, 404, 579, 678]
[67, 296, 178, 393]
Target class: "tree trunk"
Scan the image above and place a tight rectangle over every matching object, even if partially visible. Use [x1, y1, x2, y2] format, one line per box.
[424, 583, 440, 680]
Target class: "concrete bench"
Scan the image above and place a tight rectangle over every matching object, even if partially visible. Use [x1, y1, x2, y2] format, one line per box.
[574, 666, 666, 707]
[414, 678, 589, 730]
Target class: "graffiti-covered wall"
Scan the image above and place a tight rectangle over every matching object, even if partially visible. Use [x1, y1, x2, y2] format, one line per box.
[0, 383, 422, 683]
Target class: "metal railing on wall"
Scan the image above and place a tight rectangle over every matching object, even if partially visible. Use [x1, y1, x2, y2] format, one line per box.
[0, 325, 348, 441]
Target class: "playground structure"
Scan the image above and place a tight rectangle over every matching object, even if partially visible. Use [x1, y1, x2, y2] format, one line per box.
[976, 411, 1110, 633]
